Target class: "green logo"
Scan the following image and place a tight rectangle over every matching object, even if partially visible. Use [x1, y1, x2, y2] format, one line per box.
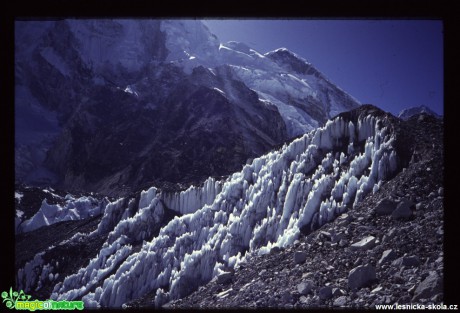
[1, 288, 84, 311]
[2, 287, 31, 309]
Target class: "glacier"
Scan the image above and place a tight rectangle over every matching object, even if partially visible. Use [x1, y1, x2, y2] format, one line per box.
[18, 178, 223, 234]
[47, 108, 400, 308]
[18, 195, 106, 233]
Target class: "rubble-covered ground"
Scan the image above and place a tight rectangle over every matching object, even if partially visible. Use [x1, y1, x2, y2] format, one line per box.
[165, 113, 444, 309]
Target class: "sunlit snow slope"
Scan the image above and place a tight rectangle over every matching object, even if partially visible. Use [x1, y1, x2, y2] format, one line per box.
[161, 20, 360, 136]
[33, 106, 401, 308]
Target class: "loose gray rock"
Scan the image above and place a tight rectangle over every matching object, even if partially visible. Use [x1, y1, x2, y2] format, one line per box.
[392, 256, 420, 268]
[270, 246, 281, 254]
[333, 296, 347, 306]
[408, 284, 417, 295]
[294, 251, 307, 264]
[350, 236, 376, 251]
[382, 295, 393, 304]
[319, 231, 332, 241]
[356, 225, 375, 234]
[332, 288, 345, 297]
[431, 293, 443, 303]
[297, 280, 315, 295]
[331, 232, 345, 243]
[412, 272, 443, 301]
[403, 256, 421, 267]
[435, 256, 443, 265]
[392, 198, 413, 220]
[378, 249, 397, 265]
[387, 227, 397, 239]
[348, 264, 377, 290]
[436, 227, 443, 237]
[216, 272, 233, 284]
[375, 198, 397, 215]
[319, 286, 333, 300]
[299, 296, 309, 304]
[397, 295, 412, 304]
[353, 257, 363, 267]
[438, 187, 444, 196]
[216, 288, 234, 298]
[393, 274, 405, 284]
[281, 291, 293, 304]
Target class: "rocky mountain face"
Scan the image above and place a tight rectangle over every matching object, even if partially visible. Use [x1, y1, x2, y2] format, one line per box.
[15, 19, 359, 197]
[14, 106, 444, 309]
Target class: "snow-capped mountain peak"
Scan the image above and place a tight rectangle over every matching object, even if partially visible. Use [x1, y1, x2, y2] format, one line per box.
[398, 105, 441, 120]
[265, 47, 313, 71]
[15, 18, 360, 196]
[156, 20, 361, 137]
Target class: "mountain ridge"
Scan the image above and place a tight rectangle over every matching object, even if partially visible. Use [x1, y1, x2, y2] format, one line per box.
[15, 19, 360, 196]
[398, 105, 441, 120]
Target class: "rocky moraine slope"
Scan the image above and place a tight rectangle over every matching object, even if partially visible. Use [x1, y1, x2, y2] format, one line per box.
[166, 114, 446, 308]
[15, 106, 446, 309]
[160, 112, 445, 309]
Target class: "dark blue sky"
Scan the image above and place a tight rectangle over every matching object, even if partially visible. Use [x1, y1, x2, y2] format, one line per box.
[203, 20, 443, 116]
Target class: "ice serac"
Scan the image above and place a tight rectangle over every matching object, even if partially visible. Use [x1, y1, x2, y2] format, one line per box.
[19, 193, 107, 233]
[50, 106, 401, 308]
[161, 178, 223, 215]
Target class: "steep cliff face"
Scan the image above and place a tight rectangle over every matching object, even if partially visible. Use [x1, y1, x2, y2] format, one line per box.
[15, 19, 359, 196]
[44, 63, 287, 195]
